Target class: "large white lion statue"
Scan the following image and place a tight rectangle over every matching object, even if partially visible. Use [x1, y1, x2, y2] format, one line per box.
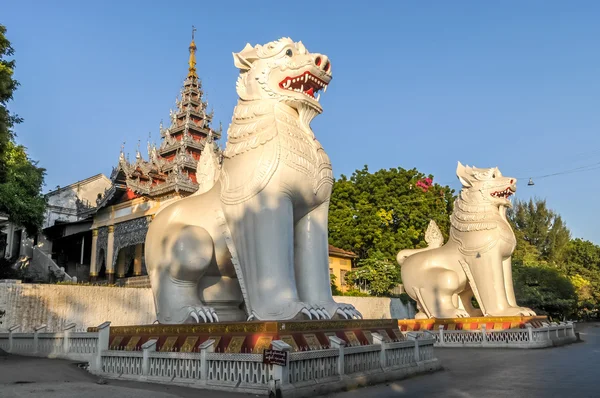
[145, 38, 362, 323]
[397, 162, 536, 319]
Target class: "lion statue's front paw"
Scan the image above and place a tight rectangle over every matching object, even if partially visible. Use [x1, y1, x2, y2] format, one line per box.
[454, 309, 471, 318]
[324, 303, 362, 320]
[179, 305, 220, 323]
[510, 306, 537, 316]
[247, 301, 322, 321]
[300, 304, 332, 320]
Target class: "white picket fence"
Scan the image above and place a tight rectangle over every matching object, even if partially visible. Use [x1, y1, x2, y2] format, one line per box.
[0, 323, 98, 361]
[0, 322, 440, 397]
[411, 321, 577, 348]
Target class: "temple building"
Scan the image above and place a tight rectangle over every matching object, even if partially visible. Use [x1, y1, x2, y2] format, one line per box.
[89, 31, 223, 284]
[38, 174, 112, 281]
[2, 174, 111, 282]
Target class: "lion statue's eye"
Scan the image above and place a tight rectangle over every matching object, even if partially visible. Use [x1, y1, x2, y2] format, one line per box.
[285, 49, 293, 57]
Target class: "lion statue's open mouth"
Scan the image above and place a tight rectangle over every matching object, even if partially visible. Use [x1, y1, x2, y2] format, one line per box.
[490, 187, 515, 199]
[231, 38, 333, 122]
[279, 71, 329, 101]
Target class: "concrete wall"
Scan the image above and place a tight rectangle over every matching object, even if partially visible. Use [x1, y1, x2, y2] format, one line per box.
[0, 282, 155, 332]
[0, 282, 416, 332]
[337, 295, 416, 320]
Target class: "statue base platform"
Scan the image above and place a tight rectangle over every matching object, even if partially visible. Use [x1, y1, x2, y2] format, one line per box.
[88, 319, 404, 353]
[398, 315, 548, 332]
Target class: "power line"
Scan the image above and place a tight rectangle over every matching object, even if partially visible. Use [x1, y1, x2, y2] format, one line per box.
[514, 148, 600, 175]
[517, 161, 600, 181]
[432, 159, 600, 188]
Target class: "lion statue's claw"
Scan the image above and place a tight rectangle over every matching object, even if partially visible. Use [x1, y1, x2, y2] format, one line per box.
[325, 303, 362, 320]
[301, 308, 313, 319]
[301, 304, 330, 320]
[525, 307, 537, 316]
[182, 305, 219, 324]
[516, 307, 537, 317]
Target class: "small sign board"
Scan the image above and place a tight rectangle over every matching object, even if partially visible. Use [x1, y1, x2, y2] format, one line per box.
[262, 349, 288, 366]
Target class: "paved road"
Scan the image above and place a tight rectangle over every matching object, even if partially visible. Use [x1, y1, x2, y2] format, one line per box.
[326, 322, 600, 398]
[0, 323, 598, 397]
[0, 354, 254, 398]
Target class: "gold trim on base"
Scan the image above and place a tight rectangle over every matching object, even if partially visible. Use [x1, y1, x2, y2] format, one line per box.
[96, 319, 397, 336]
[397, 315, 547, 325]
[397, 315, 549, 332]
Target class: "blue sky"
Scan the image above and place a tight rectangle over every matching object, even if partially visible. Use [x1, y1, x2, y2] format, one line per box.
[3, 1, 600, 242]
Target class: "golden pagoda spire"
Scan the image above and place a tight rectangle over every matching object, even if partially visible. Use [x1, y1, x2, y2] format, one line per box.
[188, 26, 197, 78]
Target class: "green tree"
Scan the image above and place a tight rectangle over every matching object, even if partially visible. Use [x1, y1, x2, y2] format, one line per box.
[569, 274, 595, 319]
[509, 198, 600, 319]
[0, 24, 46, 237]
[345, 255, 401, 296]
[508, 198, 570, 264]
[512, 262, 577, 320]
[562, 238, 600, 271]
[511, 228, 542, 266]
[0, 141, 46, 234]
[0, 25, 21, 173]
[328, 166, 455, 261]
[560, 239, 600, 319]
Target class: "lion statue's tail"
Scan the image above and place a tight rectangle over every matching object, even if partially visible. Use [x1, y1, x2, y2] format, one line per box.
[396, 220, 445, 266]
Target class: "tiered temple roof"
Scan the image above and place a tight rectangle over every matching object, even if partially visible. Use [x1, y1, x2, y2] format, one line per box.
[97, 30, 222, 208]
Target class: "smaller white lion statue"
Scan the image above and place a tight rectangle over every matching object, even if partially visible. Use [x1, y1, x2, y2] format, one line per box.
[397, 162, 536, 319]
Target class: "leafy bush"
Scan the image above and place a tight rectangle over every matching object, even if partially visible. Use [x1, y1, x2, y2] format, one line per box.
[513, 262, 577, 320]
[342, 289, 370, 297]
[345, 255, 401, 296]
